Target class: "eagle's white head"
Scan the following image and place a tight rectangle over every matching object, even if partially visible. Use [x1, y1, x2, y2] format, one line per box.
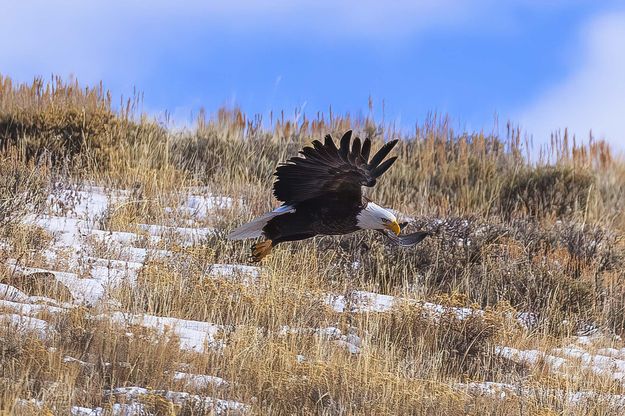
[356, 202, 400, 235]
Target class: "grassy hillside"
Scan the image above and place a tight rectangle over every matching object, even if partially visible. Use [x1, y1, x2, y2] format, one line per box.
[1, 76, 625, 415]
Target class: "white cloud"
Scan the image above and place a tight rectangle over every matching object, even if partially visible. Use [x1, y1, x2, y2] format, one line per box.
[0, 0, 486, 43]
[0, 0, 508, 102]
[516, 11, 625, 150]
[0, 1, 486, 87]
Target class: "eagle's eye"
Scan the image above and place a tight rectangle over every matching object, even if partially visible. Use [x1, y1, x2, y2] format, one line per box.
[381, 218, 390, 223]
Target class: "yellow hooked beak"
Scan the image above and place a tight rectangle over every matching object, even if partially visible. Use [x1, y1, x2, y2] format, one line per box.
[385, 220, 401, 236]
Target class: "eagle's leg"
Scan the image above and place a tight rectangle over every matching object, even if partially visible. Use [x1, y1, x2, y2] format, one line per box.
[251, 239, 273, 262]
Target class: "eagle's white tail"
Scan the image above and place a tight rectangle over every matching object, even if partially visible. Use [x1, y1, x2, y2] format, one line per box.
[227, 205, 295, 240]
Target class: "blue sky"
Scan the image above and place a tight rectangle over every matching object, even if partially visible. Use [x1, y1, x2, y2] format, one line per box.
[1, 1, 624, 149]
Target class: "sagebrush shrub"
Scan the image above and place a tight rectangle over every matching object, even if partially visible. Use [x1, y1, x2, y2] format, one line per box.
[499, 165, 594, 219]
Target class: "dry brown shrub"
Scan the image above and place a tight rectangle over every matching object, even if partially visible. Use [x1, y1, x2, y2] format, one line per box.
[499, 165, 594, 220]
[373, 301, 503, 376]
[0, 224, 52, 267]
[121, 255, 334, 331]
[3, 272, 74, 303]
[0, 151, 49, 230]
[218, 329, 468, 415]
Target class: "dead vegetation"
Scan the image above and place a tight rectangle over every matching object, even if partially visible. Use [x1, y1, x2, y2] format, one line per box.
[1, 75, 625, 414]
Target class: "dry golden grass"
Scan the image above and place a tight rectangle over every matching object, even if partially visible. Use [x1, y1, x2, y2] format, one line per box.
[1, 75, 625, 414]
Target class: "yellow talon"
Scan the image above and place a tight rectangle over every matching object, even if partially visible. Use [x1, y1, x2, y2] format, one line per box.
[250, 240, 273, 262]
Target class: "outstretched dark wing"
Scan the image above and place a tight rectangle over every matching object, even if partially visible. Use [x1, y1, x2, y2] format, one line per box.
[273, 130, 399, 205]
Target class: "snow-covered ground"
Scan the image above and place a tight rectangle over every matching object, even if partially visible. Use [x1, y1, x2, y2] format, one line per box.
[2, 185, 250, 412]
[3, 184, 625, 413]
[456, 380, 625, 409]
[69, 386, 248, 416]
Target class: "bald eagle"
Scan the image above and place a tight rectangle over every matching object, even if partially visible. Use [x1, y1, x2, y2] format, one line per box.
[228, 130, 429, 261]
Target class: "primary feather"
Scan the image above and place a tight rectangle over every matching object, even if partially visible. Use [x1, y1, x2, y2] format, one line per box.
[272, 131, 398, 205]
